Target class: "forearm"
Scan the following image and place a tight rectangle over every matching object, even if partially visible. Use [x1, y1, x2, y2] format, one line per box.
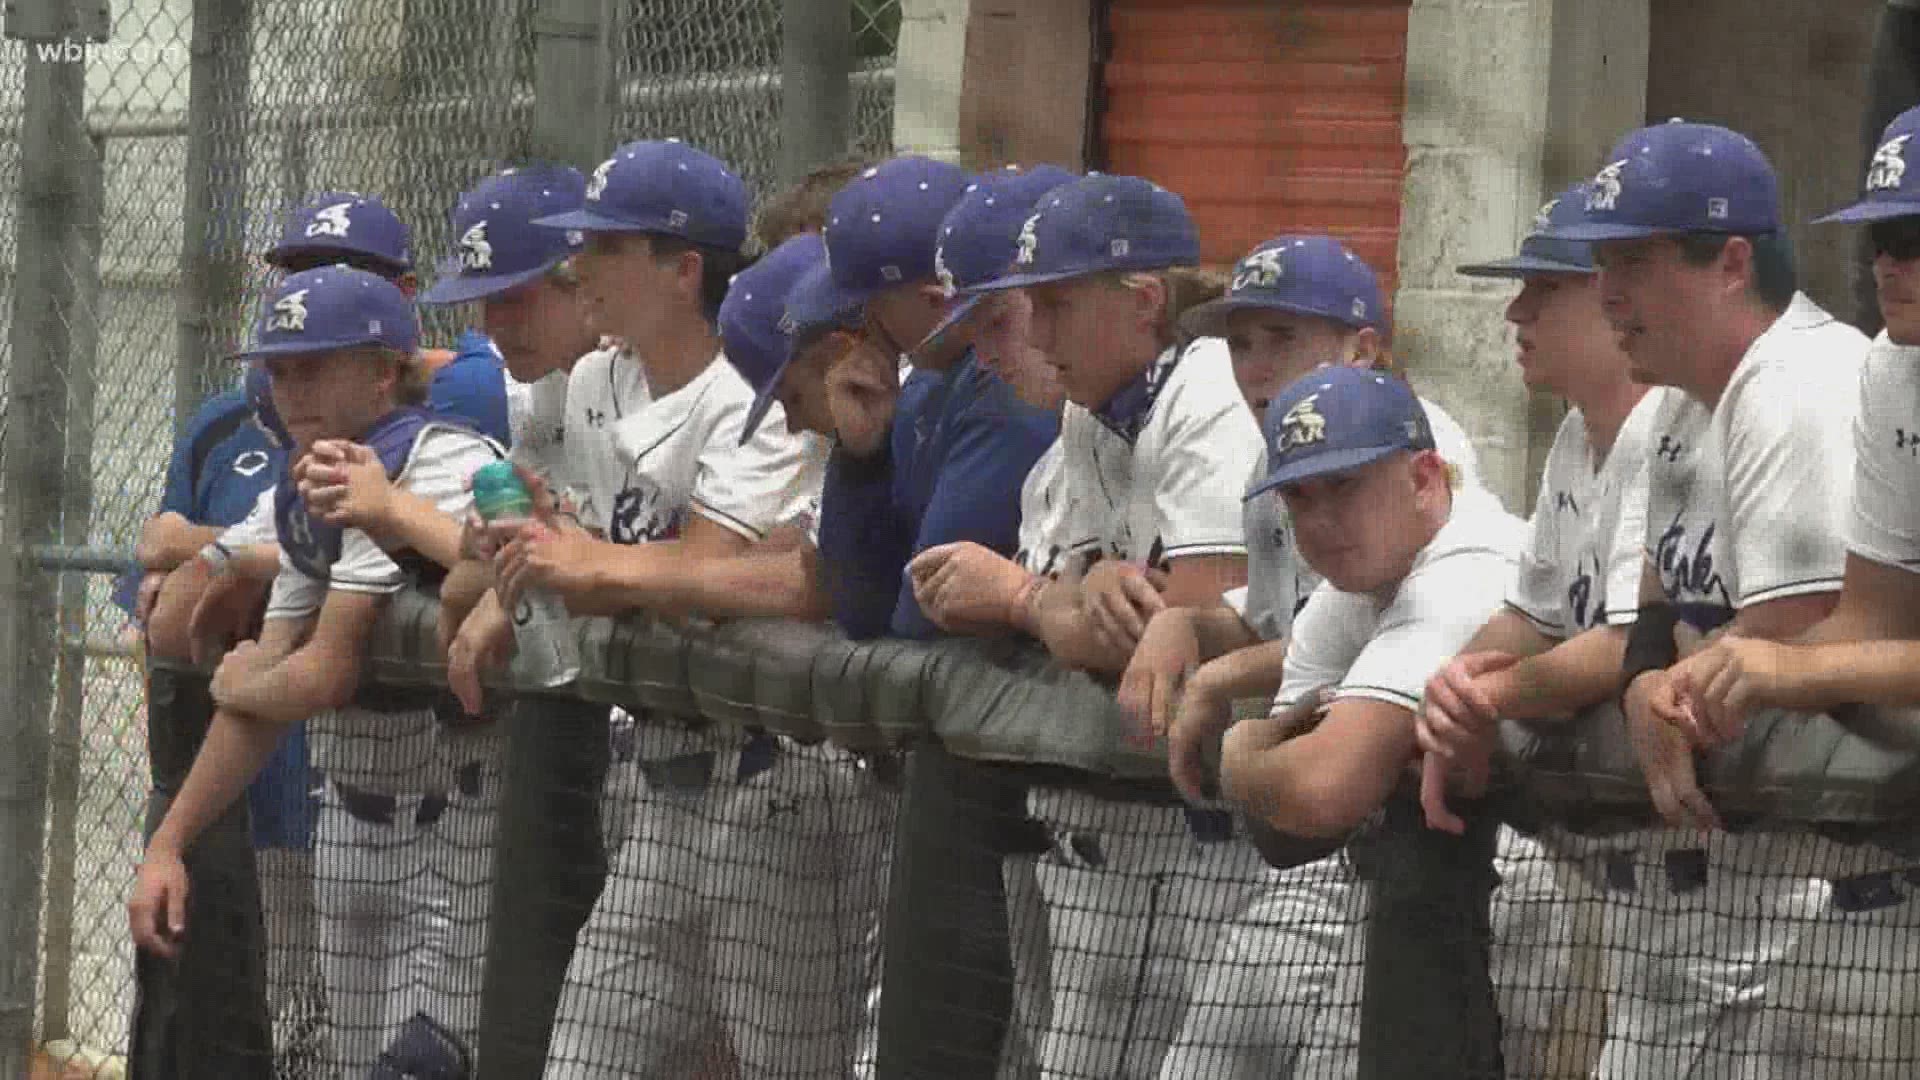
[1024, 580, 1131, 674]
[1494, 625, 1629, 721]
[1771, 639, 1920, 710]
[231, 544, 283, 583]
[1194, 638, 1290, 705]
[147, 708, 290, 854]
[441, 560, 494, 618]
[138, 514, 221, 571]
[1189, 606, 1263, 662]
[220, 643, 359, 723]
[655, 547, 829, 622]
[1222, 721, 1365, 840]
[365, 488, 465, 570]
[1465, 608, 1557, 660]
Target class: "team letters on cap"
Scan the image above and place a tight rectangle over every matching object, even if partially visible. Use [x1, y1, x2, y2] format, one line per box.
[1869, 134, 1911, 192]
[306, 202, 354, 239]
[268, 289, 310, 332]
[459, 222, 492, 271]
[586, 158, 614, 201]
[1588, 161, 1626, 212]
[1278, 393, 1328, 453]
[1233, 247, 1285, 291]
[1015, 214, 1039, 266]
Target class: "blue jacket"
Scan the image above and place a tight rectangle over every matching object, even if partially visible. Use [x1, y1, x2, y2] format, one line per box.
[819, 352, 1058, 640]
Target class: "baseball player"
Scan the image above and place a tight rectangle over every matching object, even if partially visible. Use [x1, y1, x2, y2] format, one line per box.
[1216, 366, 1527, 1080]
[1657, 104, 1920, 1077]
[129, 265, 508, 1078]
[750, 154, 876, 252]
[1528, 120, 1872, 1078]
[913, 173, 1267, 1079]
[1404, 183, 1660, 1077]
[493, 138, 831, 1080]
[1115, 233, 1494, 1079]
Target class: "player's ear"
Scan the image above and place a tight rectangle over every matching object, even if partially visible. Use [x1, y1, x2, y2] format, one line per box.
[1718, 235, 1756, 300]
[1347, 327, 1383, 368]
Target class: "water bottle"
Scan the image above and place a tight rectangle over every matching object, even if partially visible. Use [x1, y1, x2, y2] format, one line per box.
[469, 461, 581, 688]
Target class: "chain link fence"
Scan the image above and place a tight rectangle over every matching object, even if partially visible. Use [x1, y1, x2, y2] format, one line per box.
[0, 1, 899, 1071]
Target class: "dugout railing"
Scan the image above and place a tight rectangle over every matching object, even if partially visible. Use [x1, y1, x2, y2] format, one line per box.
[143, 586, 1920, 1078]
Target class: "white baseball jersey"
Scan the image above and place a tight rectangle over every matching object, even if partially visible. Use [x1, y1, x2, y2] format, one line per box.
[507, 367, 570, 481]
[1508, 394, 1660, 638]
[1277, 494, 1527, 712]
[1061, 336, 1263, 568]
[1610, 294, 1865, 632]
[263, 424, 502, 792]
[1847, 331, 1920, 572]
[564, 345, 815, 545]
[1014, 405, 1112, 579]
[1230, 395, 1485, 644]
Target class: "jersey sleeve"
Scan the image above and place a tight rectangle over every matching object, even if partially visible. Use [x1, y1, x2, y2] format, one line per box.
[1722, 357, 1854, 606]
[264, 554, 326, 621]
[1149, 368, 1261, 560]
[218, 489, 279, 549]
[1846, 339, 1920, 571]
[1339, 549, 1515, 711]
[690, 395, 814, 542]
[328, 529, 405, 595]
[1505, 478, 1567, 637]
[1274, 584, 1364, 710]
[1598, 440, 1653, 626]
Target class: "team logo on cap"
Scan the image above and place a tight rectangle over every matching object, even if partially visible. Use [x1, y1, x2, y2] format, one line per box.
[1531, 198, 1560, 235]
[1588, 161, 1627, 213]
[267, 289, 310, 333]
[1277, 393, 1328, 453]
[1015, 214, 1040, 266]
[1232, 248, 1286, 292]
[305, 202, 354, 239]
[459, 221, 493, 271]
[586, 158, 615, 202]
[1869, 134, 1911, 193]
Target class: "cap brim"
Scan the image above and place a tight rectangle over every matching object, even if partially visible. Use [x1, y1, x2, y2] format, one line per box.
[1245, 444, 1404, 501]
[419, 261, 557, 305]
[531, 208, 653, 233]
[237, 334, 403, 360]
[911, 294, 984, 361]
[264, 241, 410, 273]
[788, 274, 870, 331]
[1456, 255, 1596, 279]
[970, 265, 1091, 293]
[1535, 221, 1668, 241]
[1813, 200, 1920, 225]
[1177, 295, 1373, 339]
[739, 355, 797, 444]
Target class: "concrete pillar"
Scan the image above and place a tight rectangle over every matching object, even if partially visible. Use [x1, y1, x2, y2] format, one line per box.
[891, 0, 970, 162]
[1395, 0, 1648, 512]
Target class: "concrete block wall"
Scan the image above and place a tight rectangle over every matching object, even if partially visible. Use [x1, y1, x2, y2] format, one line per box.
[891, 0, 970, 163]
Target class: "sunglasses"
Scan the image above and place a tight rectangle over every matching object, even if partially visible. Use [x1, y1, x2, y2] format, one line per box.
[1870, 218, 1920, 262]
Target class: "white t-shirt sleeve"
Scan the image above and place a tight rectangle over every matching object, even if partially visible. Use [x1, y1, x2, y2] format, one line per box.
[1274, 584, 1364, 710]
[1506, 479, 1566, 636]
[264, 554, 325, 621]
[218, 488, 279, 549]
[1421, 397, 1485, 491]
[328, 426, 502, 595]
[1149, 351, 1262, 560]
[689, 395, 813, 542]
[1847, 338, 1920, 571]
[1599, 445, 1653, 626]
[1722, 360, 1853, 606]
[1340, 549, 1514, 711]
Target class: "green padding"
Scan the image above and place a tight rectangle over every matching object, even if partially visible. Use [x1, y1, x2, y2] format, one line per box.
[350, 590, 1920, 825]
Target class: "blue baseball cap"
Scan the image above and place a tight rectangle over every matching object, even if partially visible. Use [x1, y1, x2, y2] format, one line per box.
[532, 139, 749, 251]
[266, 191, 413, 273]
[1817, 106, 1920, 224]
[242, 360, 290, 448]
[238, 265, 419, 359]
[1540, 121, 1780, 242]
[421, 165, 588, 305]
[1180, 234, 1387, 338]
[971, 174, 1200, 293]
[722, 234, 833, 441]
[1457, 183, 1598, 278]
[1246, 367, 1437, 499]
[910, 164, 1078, 358]
[822, 156, 973, 305]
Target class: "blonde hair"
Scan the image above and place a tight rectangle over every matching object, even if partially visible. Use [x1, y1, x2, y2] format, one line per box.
[339, 344, 432, 406]
[751, 156, 876, 252]
[1106, 266, 1230, 348]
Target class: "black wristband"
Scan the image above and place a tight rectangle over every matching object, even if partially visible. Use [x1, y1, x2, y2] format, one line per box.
[1621, 602, 1680, 689]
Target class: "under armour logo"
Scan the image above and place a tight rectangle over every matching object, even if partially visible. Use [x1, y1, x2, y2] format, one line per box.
[304, 202, 353, 239]
[267, 289, 311, 333]
[1870, 135, 1912, 193]
[1588, 160, 1627, 212]
[584, 407, 606, 428]
[1232, 247, 1286, 291]
[232, 450, 271, 477]
[1655, 435, 1684, 462]
[586, 158, 615, 201]
[1014, 214, 1040, 266]
[1896, 427, 1920, 456]
[459, 221, 492, 271]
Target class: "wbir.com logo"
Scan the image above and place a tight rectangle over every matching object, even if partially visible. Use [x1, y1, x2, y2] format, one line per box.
[9, 38, 188, 65]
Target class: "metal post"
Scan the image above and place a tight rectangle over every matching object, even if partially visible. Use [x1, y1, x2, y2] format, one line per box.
[38, 130, 107, 1045]
[778, 0, 854, 185]
[0, 1, 92, 1070]
[173, 0, 252, 435]
[530, 0, 616, 169]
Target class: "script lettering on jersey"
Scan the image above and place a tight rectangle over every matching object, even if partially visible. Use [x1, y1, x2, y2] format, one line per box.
[1654, 514, 1731, 609]
[1565, 551, 1602, 630]
[608, 484, 684, 545]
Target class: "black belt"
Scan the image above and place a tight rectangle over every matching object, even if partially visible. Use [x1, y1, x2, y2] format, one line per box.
[634, 730, 780, 794]
[1601, 848, 1919, 913]
[330, 762, 484, 827]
